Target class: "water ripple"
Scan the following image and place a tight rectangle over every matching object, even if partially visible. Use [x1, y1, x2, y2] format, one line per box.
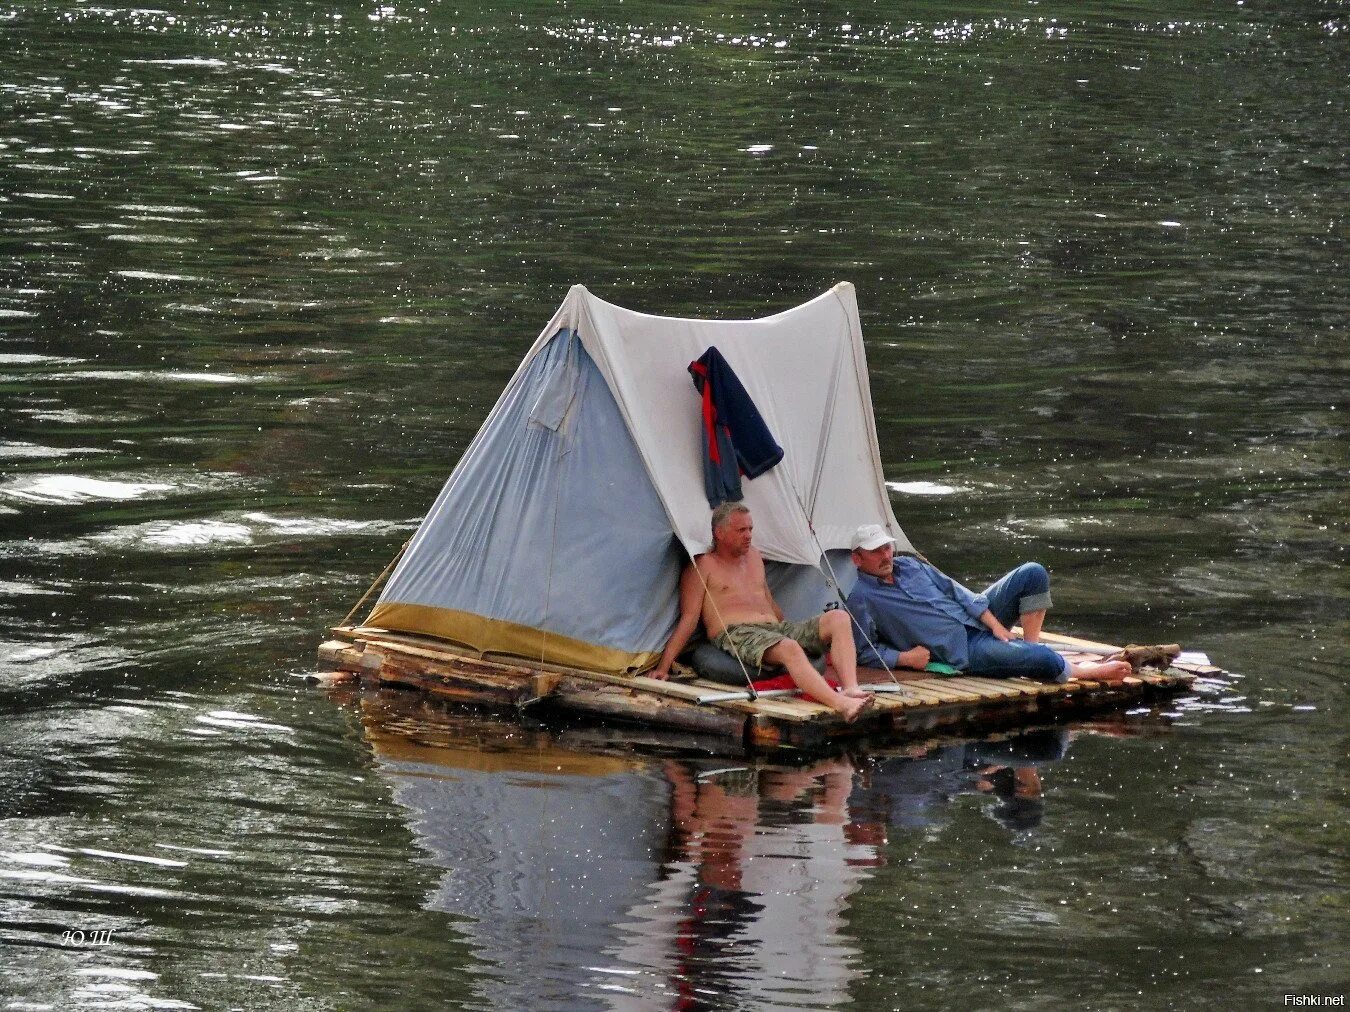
[0, 475, 175, 505]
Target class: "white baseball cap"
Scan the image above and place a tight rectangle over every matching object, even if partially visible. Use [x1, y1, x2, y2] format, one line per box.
[851, 524, 897, 551]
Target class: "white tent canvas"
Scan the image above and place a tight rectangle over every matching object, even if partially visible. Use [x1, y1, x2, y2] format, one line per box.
[367, 283, 912, 674]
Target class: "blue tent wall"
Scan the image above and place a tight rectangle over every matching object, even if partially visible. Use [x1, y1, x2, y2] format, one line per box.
[369, 331, 685, 672]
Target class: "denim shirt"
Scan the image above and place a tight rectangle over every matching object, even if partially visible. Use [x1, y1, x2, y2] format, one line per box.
[844, 556, 990, 669]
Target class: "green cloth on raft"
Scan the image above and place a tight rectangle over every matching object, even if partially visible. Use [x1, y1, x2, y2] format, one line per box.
[923, 661, 962, 676]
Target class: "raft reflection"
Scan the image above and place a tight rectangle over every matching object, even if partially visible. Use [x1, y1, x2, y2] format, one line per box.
[348, 689, 1080, 1010]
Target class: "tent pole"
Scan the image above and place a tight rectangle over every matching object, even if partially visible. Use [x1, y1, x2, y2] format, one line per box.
[339, 539, 410, 630]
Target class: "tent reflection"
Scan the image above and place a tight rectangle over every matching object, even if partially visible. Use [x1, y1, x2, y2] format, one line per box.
[353, 691, 666, 1009]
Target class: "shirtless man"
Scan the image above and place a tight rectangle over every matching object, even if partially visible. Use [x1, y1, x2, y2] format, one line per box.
[650, 503, 874, 721]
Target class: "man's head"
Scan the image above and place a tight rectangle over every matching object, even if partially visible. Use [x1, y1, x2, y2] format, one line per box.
[711, 502, 753, 556]
[850, 523, 897, 578]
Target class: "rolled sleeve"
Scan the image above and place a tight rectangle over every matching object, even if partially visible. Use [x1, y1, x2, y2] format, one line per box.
[870, 643, 901, 670]
[964, 592, 991, 621]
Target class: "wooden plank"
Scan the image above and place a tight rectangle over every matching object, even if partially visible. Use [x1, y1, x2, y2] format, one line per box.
[1145, 671, 1193, 687]
[678, 684, 833, 723]
[527, 672, 562, 704]
[869, 694, 915, 716]
[598, 672, 857, 726]
[317, 640, 351, 669]
[681, 680, 871, 724]
[885, 685, 950, 707]
[551, 676, 746, 738]
[858, 666, 931, 684]
[759, 698, 839, 721]
[940, 677, 1030, 700]
[1004, 677, 1062, 696]
[888, 682, 970, 707]
[375, 655, 529, 706]
[855, 686, 927, 709]
[626, 674, 721, 702]
[881, 681, 957, 705]
[1033, 629, 1123, 653]
[971, 676, 1056, 698]
[867, 689, 919, 710]
[904, 678, 987, 703]
[346, 634, 744, 714]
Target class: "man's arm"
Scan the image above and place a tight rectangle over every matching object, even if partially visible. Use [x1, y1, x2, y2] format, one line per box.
[922, 561, 992, 624]
[767, 591, 785, 621]
[977, 609, 1012, 642]
[755, 550, 785, 621]
[846, 577, 933, 671]
[649, 564, 705, 680]
[844, 587, 901, 669]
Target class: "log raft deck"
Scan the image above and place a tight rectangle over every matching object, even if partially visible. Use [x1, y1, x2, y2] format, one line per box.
[316, 626, 1212, 752]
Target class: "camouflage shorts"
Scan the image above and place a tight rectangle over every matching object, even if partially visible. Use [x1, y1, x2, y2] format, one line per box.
[712, 618, 825, 669]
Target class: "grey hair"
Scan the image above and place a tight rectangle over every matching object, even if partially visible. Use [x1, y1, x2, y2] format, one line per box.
[710, 501, 750, 541]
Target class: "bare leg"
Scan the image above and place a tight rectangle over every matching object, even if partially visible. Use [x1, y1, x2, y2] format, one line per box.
[819, 609, 868, 696]
[1067, 658, 1133, 682]
[1020, 609, 1046, 643]
[762, 639, 866, 720]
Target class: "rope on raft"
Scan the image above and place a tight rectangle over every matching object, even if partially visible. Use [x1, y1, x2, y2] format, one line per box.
[340, 538, 410, 629]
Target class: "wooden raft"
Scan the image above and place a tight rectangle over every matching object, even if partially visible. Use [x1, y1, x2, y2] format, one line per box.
[316, 625, 1210, 752]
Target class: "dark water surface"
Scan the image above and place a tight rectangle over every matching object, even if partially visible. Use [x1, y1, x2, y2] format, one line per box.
[1, 1, 1345, 1008]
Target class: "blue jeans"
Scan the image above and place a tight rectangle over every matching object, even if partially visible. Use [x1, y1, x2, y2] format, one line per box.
[966, 563, 1068, 683]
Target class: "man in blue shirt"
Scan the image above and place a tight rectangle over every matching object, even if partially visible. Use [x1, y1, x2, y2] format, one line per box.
[844, 525, 1133, 683]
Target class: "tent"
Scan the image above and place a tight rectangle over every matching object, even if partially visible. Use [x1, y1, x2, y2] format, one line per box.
[365, 282, 913, 674]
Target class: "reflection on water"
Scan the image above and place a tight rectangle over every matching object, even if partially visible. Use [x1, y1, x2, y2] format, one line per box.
[1, 0, 1345, 1007]
[350, 689, 1155, 1010]
[363, 700, 670, 1010]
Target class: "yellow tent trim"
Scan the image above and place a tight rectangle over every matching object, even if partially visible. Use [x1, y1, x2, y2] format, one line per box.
[365, 602, 658, 676]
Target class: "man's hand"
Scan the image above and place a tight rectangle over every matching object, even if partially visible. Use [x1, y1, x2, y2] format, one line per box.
[981, 611, 1013, 642]
[648, 665, 669, 681]
[897, 646, 930, 670]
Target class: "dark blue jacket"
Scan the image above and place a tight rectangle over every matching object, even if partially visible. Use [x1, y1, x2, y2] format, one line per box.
[688, 347, 784, 506]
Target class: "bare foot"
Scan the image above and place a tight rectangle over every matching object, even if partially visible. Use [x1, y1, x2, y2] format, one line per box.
[835, 694, 864, 721]
[1069, 659, 1134, 682]
[844, 688, 874, 699]
[842, 694, 878, 724]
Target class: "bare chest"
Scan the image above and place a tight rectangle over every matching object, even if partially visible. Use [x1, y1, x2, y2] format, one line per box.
[699, 557, 765, 602]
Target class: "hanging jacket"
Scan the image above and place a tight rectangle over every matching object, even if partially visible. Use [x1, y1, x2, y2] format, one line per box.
[688, 347, 784, 507]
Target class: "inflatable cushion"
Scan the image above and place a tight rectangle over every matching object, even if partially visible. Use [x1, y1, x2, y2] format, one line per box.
[687, 641, 828, 687]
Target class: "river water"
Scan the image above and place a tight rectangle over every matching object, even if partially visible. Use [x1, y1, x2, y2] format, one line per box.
[1, 2, 1345, 1009]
